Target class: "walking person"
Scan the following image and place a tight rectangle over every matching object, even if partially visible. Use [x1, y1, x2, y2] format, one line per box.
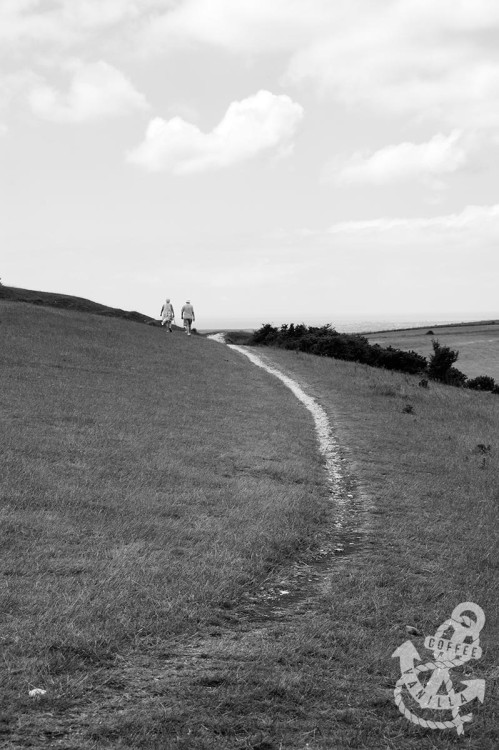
[160, 298, 175, 332]
[181, 300, 195, 335]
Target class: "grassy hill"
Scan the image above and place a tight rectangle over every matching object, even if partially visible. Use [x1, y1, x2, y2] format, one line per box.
[0, 284, 159, 325]
[1, 298, 498, 749]
[1, 300, 328, 747]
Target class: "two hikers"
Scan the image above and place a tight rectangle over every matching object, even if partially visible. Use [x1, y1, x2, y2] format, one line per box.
[160, 299, 195, 335]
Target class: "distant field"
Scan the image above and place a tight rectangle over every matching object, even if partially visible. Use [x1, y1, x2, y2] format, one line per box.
[367, 322, 499, 380]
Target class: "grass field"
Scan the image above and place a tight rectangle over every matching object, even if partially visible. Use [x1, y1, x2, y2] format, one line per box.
[2, 300, 499, 749]
[366, 322, 499, 381]
[1, 301, 328, 748]
[225, 347, 499, 750]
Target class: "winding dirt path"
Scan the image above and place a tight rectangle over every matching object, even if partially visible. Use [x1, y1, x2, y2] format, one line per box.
[208, 336, 369, 594]
[212, 339, 343, 485]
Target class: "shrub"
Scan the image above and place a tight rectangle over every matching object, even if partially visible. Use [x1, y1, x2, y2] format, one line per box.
[428, 340, 459, 381]
[249, 323, 427, 377]
[467, 375, 496, 392]
[370, 345, 426, 374]
[443, 367, 468, 387]
[249, 324, 497, 395]
[251, 323, 279, 345]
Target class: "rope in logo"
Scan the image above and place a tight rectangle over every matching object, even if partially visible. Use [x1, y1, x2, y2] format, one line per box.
[392, 602, 486, 735]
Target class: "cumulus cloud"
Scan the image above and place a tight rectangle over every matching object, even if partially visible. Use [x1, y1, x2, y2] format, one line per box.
[127, 90, 303, 173]
[329, 131, 469, 188]
[28, 60, 148, 123]
[139, 0, 499, 132]
[5, 2, 499, 134]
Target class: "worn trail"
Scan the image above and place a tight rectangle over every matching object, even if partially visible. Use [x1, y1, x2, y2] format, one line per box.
[208, 335, 369, 616]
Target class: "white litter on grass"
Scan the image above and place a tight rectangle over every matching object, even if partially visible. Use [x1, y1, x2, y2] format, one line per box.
[28, 688, 46, 697]
[208, 335, 342, 485]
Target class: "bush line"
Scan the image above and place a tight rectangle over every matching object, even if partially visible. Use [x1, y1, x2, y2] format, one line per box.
[245, 323, 499, 393]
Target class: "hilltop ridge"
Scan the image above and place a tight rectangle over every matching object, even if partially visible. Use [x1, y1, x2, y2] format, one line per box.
[0, 284, 157, 325]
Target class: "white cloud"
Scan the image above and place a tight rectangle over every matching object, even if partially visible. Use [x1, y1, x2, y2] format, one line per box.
[285, 2, 499, 130]
[28, 60, 148, 123]
[330, 131, 469, 188]
[127, 90, 303, 173]
[326, 204, 499, 236]
[141, 0, 333, 54]
[4, 1, 499, 135]
[269, 204, 499, 313]
[139, 1, 499, 132]
[0, 0, 162, 48]
[58, 0, 142, 31]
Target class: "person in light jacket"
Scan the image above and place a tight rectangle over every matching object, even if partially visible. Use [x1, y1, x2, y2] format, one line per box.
[160, 298, 175, 332]
[181, 300, 195, 335]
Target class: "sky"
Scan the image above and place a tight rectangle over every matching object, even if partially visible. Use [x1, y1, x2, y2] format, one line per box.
[2, 0, 499, 329]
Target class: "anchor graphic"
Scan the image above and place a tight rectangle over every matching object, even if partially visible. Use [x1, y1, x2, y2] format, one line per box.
[392, 602, 486, 735]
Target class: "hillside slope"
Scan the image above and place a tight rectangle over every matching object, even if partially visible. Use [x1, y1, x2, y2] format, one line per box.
[2, 301, 498, 749]
[0, 284, 158, 325]
[1, 300, 329, 747]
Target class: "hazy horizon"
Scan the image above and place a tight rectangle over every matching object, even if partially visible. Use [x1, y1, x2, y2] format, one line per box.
[199, 309, 499, 333]
[5, 281, 498, 333]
